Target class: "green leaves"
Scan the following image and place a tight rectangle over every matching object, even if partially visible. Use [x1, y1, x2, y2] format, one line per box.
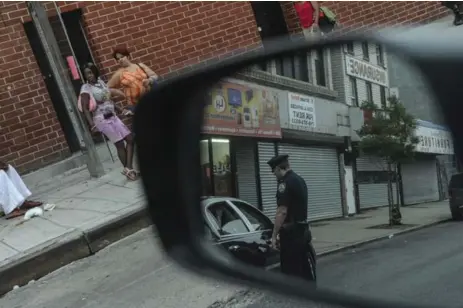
[358, 95, 419, 164]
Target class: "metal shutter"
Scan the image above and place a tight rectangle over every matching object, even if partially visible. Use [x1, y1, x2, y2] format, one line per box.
[278, 143, 343, 221]
[235, 140, 259, 207]
[357, 156, 397, 209]
[401, 157, 439, 205]
[258, 142, 278, 219]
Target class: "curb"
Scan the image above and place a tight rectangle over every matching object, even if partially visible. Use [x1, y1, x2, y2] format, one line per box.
[0, 206, 151, 297]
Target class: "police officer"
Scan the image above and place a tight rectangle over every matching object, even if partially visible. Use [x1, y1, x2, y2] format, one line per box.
[267, 154, 315, 281]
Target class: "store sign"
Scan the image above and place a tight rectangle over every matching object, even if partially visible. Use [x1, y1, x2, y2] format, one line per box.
[415, 125, 454, 155]
[345, 54, 388, 87]
[202, 82, 281, 138]
[287, 93, 316, 130]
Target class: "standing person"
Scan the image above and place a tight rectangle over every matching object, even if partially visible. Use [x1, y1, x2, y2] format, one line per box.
[79, 63, 138, 181]
[267, 154, 316, 281]
[107, 46, 159, 113]
[0, 161, 43, 219]
[294, 1, 320, 40]
[441, 2, 463, 26]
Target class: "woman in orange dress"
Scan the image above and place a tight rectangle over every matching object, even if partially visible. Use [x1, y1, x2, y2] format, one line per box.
[107, 46, 159, 113]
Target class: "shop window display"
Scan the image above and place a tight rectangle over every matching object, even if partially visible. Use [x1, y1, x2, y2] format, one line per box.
[200, 138, 234, 197]
[200, 140, 213, 196]
[211, 139, 233, 197]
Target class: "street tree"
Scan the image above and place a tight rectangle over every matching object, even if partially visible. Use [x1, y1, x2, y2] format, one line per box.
[357, 96, 420, 226]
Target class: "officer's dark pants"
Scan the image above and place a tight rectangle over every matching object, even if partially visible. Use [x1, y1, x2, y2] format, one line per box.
[279, 223, 315, 281]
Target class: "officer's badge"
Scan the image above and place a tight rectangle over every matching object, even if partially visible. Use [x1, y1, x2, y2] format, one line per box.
[278, 183, 286, 193]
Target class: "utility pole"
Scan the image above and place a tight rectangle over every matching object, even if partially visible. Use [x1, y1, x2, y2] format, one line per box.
[26, 2, 105, 178]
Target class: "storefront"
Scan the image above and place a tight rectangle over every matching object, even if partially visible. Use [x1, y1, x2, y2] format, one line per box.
[356, 156, 398, 209]
[267, 91, 346, 221]
[200, 80, 282, 207]
[401, 120, 454, 205]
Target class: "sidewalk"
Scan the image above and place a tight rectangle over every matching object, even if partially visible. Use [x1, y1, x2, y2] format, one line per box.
[0, 150, 452, 296]
[311, 201, 451, 255]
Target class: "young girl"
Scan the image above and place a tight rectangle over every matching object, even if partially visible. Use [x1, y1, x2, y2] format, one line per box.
[79, 63, 138, 181]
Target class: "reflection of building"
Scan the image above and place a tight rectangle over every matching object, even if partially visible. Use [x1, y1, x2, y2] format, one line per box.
[387, 16, 460, 204]
[201, 73, 357, 221]
[331, 42, 396, 213]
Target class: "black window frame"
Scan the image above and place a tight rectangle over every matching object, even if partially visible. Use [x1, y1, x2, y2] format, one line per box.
[346, 42, 354, 55]
[349, 76, 359, 106]
[362, 42, 369, 61]
[366, 81, 373, 103]
[314, 48, 326, 87]
[380, 86, 387, 108]
[376, 44, 384, 66]
[275, 51, 310, 82]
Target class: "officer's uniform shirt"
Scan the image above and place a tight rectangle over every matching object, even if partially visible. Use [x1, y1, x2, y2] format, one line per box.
[276, 170, 308, 223]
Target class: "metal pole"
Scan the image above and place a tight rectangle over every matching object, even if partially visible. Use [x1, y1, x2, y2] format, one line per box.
[53, 2, 115, 164]
[26, 1, 105, 178]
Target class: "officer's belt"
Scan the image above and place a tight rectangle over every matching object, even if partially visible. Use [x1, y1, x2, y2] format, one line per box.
[282, 221, 308, 228]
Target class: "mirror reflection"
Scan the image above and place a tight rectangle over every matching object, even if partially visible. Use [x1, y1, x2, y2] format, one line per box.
[199, 41, 459, 306]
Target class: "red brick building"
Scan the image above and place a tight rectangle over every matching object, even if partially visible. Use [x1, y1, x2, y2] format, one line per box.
[0, 1, 449, 173]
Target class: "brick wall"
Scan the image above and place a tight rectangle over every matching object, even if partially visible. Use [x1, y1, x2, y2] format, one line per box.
[282, 1, 450, 34]
[0, 1, 261, 173]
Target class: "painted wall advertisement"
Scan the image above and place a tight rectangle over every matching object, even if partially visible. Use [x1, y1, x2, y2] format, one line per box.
[288, 92, 316, 130]
[202, 82, 281, 138]
[415, 125, 454, 155]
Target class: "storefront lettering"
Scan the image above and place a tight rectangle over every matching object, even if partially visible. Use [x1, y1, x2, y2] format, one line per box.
[291, 111, 315, 127]
[288, 93, 317, 130]
[290, 102, 314, 112]
[202, 125, 281, 137]
[415, 124, 454, 154]
[346, 55, 387, 86]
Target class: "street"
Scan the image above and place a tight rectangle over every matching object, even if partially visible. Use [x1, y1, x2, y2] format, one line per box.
[2, 221, 462, 308]
[0, 227, 245, 308]
[242, 221, 463, 308]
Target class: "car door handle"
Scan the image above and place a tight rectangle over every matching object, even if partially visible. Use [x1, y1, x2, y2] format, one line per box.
[228, 245, 240, 252]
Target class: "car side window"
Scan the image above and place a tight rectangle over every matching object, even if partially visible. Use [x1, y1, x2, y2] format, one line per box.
[207, 201, 249, 236]
[231, 201, 273, 232]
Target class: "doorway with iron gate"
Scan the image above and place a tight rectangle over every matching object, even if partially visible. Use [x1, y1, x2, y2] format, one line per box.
[23, 8, 104, 153]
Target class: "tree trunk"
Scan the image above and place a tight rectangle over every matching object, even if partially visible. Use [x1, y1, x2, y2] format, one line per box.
[387, 161, 394, 226]
[391, 164, 402, 225]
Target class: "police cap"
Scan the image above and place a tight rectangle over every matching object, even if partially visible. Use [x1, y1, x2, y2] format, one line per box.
[267, 154, 289, 170]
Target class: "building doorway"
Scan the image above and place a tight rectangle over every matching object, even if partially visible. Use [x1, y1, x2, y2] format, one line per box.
[23, 8, 101, 153]
[200, 138, 236, 197]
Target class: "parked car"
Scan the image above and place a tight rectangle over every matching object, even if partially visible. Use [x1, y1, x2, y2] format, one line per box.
[449, 173, 463, 220]
[200, 196, 317, 280]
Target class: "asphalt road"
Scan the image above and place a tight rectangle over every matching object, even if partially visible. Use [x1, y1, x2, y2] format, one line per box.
[241, 221, 463, 308]
[2, 222, 462, 308]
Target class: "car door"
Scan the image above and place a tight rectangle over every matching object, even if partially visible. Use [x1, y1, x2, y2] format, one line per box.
[228, 200, 280, 268]
[205, 200, 270, 268]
